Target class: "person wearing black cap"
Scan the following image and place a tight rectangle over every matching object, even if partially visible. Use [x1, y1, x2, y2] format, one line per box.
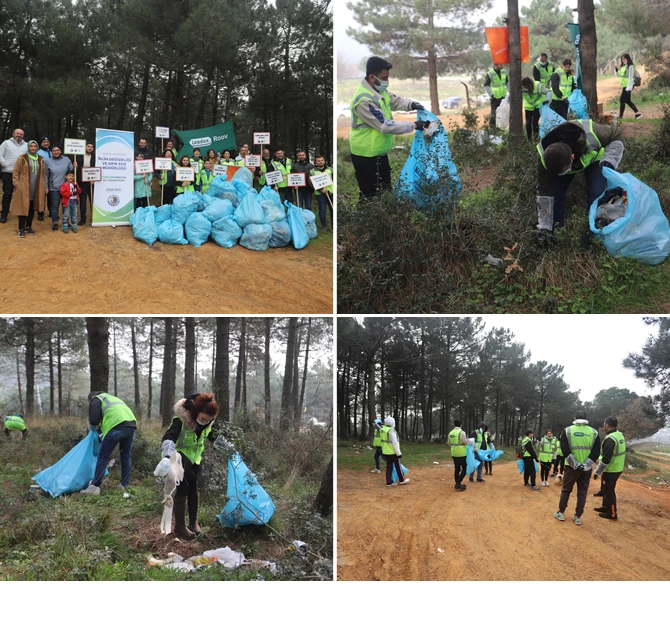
[349, 56, 427, 200]
[37, 137, 52, 161]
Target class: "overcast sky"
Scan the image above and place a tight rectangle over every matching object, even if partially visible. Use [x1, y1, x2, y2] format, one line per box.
[478, 315, 657, 402]
[336, 0, 576, 64]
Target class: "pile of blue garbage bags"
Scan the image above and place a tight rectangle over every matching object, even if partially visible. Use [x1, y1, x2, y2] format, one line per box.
[130, 167, 316, 251]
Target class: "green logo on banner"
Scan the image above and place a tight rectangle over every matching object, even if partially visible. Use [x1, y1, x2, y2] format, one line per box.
[172, 121, 237, 160]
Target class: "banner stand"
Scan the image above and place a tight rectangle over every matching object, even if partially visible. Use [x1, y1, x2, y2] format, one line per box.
[294, 187, 299, 207]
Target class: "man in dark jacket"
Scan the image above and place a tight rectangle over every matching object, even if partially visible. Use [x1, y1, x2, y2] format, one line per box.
[291, 150, 314, 210]
[136, 138, 153, 160]
[521, 429, 541, 491]
[74, 142, 95, 225]
[593, 416, 626, 521]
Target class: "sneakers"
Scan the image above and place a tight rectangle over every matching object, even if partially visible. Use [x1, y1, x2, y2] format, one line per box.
[457, 484, 467, 490]
[554, 511, 565, 522]
[37, 212, 44, 222]
[593, 491, 603, 497]
[476, 478, 485, 482]
[635, 112, 643, 120]
[52, 223, 58, 231]
[398, 479, 410, 485]
[80, 483, 101, 496]
[370, 469, 381, 473]
[72, 225, 78, 233]
[531, 486, 541, 491]
[594, 507, 608, 513]
[18, 229, 25, 238]
[118, 484, 130, 499]
[598, 512, 618, 521]
[62, 225, 69, 233]
[573, 515, 582, 526]
[385, 483, 396, 488]
[26, 227, 35, 235]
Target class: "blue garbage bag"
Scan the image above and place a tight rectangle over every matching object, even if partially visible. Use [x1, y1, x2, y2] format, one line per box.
[154, 204, 172, 226]
[568, 89, 589, 120]
[208, 177, 239, 207]
[539, 104, 566, 138]
[396, 110, 460, 211]
[517, 459, 539, 474]
[202, 198, 233, 222]
[32, 432, 107, 498]
[129, 205, 158, 246]
[391, 462, 409, 483]
[185, 212, 212, 247]
[232, 165, 254, 189]
[172, 191, 200, 224]
[466, 443, 481, 475]
[302, 209, 317, 239]
[234, 189, 265, 228]
[240, 223, 272, 251]
[258, 186, 285, 223]
[157, 217, 188, 245]
[477, 449, 504, 461]
[286, 202, 309, 249]
[217, 452, 276, 527]
[589, 168, 670, 265]
[269, 220, 291, 247]
[211, 216, 242, 248]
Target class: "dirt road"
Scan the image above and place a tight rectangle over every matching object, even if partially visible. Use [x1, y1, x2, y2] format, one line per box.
[337, 460, 670, 580]
[0, 215, 333, 314]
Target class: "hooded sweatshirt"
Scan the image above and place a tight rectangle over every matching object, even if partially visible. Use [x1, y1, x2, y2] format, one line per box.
[384, 417, 402, 456]
[45, 154, 74, 191]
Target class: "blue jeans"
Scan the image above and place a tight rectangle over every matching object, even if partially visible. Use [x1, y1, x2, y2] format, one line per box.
[92, 425, 136, 487]
[48, 190, 61, 224]
[317, 194, 331, 228]
[552, 161, 607, 228]
[62, 199, 78, 227]
[374, 446, 385, 470]
[298, 188, 313, 211]
[469, 451, 483, 481]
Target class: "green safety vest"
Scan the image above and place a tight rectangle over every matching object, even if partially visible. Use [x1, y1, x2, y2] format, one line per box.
[199, 169, 214, 193]
[618, 65, 632, 88]
[313, 167, 333, 195]
[158, 161, 179, 186]
[94, 393, 136, 439]
[259, 161, 268, 186]
[270, 158, 292, 188]
[174, 418, 213, 465]
[534, 61, 555, 86]
[552, 68, 574, 101]
[565, 425, 597, 466]
[557, 443, 563, 457]
[380, 425, 398, 456]
[475, 429, 485, 448]
[220, 159, 236, 166]
[604, 430, 626, 473]
[349, 82, 394, 158]
[539, 437, 554, 462]
[4, 415, 26, 431]
[448, 427, 466, 457]
[373, 425, 382, 447]
[537, 119, 604, 174]
[521, 436, 532, 458]
[487, 68, 508, 99]
[523, 81, 545, 111]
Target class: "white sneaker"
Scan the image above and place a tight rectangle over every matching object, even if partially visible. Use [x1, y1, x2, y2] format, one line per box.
[80, 483, 100, 496]
[398, 479, 410, 485]
[118, 484, 130, 498]
[635, 112, 643, 120]
[370, 469, 381, 473]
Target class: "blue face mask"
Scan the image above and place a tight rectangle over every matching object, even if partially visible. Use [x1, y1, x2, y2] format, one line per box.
[372, 75, 389, 93]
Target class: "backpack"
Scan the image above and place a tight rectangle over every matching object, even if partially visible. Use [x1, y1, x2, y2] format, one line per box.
[516, 440, 526, 458]
[634, 70, 641, 87]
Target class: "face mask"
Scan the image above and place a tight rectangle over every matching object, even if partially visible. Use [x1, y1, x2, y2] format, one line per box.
[372, 75, 389, 93]
[195, 416, 210, 426]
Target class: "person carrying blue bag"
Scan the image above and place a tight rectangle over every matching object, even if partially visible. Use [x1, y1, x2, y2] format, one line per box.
[380, 416, 409, 488]
[535, 119, 624, 248]
[520, 429, 541, 492]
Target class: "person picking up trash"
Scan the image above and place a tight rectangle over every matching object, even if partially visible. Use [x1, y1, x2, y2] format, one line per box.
[535, 119, 624, 247]
[4, 413, 28, 439]
[380, 416, 409, 488]
[349, 55, 427, 200]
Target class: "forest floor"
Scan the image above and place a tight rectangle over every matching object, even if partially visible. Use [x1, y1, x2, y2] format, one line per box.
[337, 442, 670, 580]
[0, 194, 333, 314]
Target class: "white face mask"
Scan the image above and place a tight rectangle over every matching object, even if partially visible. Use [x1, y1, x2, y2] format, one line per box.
[372, 75, 389, 93]
[195, 415, 212, 426]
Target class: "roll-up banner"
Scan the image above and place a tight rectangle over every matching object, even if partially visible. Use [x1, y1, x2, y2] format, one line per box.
[93, 128, 135, 226]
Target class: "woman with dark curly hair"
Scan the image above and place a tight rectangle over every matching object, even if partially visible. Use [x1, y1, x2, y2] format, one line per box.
[161, 392, 219, 539]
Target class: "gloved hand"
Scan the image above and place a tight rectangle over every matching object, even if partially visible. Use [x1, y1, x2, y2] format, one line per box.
[601, 161, 615, 171]
[153, 457, 171, 478]
[544, 92, 553, 104]
[87, 422, 97, 433]
[583, 457, 594, 471]
[398, 454, 402, 459]
[411, 101, 425, 110]
[576, 464, 585, 472]
[566, 453, 579, 469]
[414, 120, 429, 131]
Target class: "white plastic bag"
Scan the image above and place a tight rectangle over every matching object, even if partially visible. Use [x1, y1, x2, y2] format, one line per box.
[203, 547, 246, 569]
[496, 95, 510, 131]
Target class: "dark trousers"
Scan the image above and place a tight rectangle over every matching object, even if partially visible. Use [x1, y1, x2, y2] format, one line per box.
[316, 194, 332, 228]
[523, 457, 536, 487]
[553, 455, 565, 475]
[550, 99, 569, 119]
[79, 182, 91, 222]
[374, 446, 384, 470]
[5, 428, 28, 439]
[540, 460, 552, 481]
[619, 88, 638, 117]
[484, 459, 492, 474]
[351, 153, 392, 200]
[385, 453, 404, 485]
[525, 108, 540, 139]
[298, 188, 313, 211]
[1, 172, 14, 217]
[162, 185, 176, 205]
[552, 161, 607, 228]
[559, 466, 592, 517]
[18, 200, 36, 230]
[48, 190, 61, 224]
[453, 456, 467, 485]
[489, 96, 503, 128]
[135, 197, 149, 209]
[92, 425, 136, 488]
[602, 471, 621, 514]
[175, 455, 202, 498]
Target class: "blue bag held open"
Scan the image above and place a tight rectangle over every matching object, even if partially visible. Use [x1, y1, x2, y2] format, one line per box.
[589, 167, 670, 265]
[211, 216, 242, 248]
[32, 431, 108, 498]
[539, 104, 566, 138]
[568, 89, 589, 120]
[157, 217, 188, 245]
[185, 212, 212, 247]
[286, 201, 309, 249]
[130, 205, 158, 246]
[396, 110, 460, 211]
[217, 452, 276, 528]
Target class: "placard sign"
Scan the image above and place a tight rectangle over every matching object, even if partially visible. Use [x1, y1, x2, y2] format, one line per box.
[176, 167, 195, 182]
[213, 164, 228, 177]
[81, 167, 102, 182]
[64, 138, 86, 155]
[310, 171, 333, 190]
[287, 173, 306, 187]
[264, 170, 284, 186]
[155, 126, 170, 139]
[253, 132, 271, 145]
[154, 157, 172, 171]
[191, 161, 200, 174]
[244, 154, 261, 168]
[135, 159, 153, 174]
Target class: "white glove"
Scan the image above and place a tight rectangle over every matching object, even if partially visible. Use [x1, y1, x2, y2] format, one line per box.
[583, 457, 594, 471]
[161, 439, 176, 457]
[566, 453, 579, 469]
[154, 458, 171, 478]
[594, 460, 608, 477]
[485, 85, 493, 98]
[536, 196, 554, 231]
[544, 92, 553, 104]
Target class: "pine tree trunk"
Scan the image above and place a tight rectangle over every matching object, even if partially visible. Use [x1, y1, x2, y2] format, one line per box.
[57, 329, 62, 413]
[214, 318, 230, 424]
[292, 329, 302, 429]
[265, 318, 272, 425]
[280, 318, 297, 430]
[134, 62, 151, 136]
[112, 319, 118, 396]
[234, 318, 246, 411]
[16, 348, 24, 416]
[578, 0, 599, 113]
[507, 1, 524, 138]
[298, 318, 311, 420]
[48, 334, 54, 414]
[86, 318, 109, 393]
[313, 456, 333, 517]
[131, 320, 141, 418]
[184, 317, 196, 397]
[148, 319, 154, 419]
[160, 317, 174, 427]
[24, 318, 35, 415]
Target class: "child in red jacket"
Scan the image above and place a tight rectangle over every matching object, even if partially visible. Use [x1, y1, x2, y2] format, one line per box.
[59, 171, 81, 233]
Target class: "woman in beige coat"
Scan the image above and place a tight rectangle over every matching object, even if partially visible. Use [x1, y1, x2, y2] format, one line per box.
[10, 140, 46, 237]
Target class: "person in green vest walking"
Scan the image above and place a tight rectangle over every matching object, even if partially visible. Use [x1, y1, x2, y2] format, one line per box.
[520, 429, 541, 491]
[370, 417, 384, 474]
[617, 54, 642, 120]
[549, 59, 577, 119]
[448, 419, 469, 491]
[80, 392, 137, 496]
[469, 422, 488, 483]
[535, 119, 624, 247]
[593, 416, 626, 521]
[532, 53, 555, 88]
[380, 416, 409, 488]
[4, 413, 27, 439]
[484, 63, 508, 128]
[521, 76, 551, 140]
[349, 56, 427, 201]
[161, 393, 219, 539]
[538, 429, 556, 486]
[554, 410, 601, 525]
